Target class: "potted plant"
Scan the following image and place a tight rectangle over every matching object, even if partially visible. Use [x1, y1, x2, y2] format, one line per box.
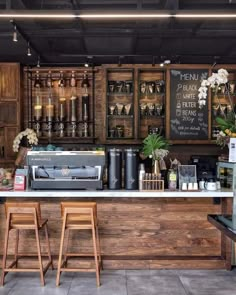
[142, 134, 169, 174]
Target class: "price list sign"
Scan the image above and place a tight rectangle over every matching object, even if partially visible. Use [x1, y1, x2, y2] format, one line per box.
[170, 69, 209, 140]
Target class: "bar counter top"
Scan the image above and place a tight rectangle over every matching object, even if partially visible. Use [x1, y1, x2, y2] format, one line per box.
[0, 188, 233, 198]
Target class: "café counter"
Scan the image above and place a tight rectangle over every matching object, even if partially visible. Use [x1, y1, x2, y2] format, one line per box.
[0, 189, 234, 270]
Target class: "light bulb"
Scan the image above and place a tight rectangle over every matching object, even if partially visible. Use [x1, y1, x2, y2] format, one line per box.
[27, 43, 31, 56]
[13, 26, 17, 42]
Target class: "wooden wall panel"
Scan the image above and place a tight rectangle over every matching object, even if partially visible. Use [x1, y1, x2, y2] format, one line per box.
[0, 197, 230, 269]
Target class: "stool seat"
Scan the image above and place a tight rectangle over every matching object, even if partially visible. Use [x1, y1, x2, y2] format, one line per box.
[0, 202, 53, 286]
[66, 221, 93, 229]
[56, 202, 102, 287]
[10, 218, 48, 229]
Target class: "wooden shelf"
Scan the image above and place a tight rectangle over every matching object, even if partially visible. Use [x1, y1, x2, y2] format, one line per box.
[139, 92, 165, 96]
[107, 92, 133, 96]
[107, 115, 133, 119]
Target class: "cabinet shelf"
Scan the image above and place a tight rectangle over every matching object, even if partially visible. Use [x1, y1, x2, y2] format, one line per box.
[139, 92, 165, 96]
[38, 136, 96, 144]
[107, 137, 134, 140]
[107, 92, 133, 96]
[29, 120, 94, 124]
[140, 115, 165, 119]
[107, 115, 133, 119]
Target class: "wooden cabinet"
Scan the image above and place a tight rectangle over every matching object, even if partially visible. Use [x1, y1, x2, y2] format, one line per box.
[211, 69, 236, 139]
[0, 64, 19, 101]
[105, 68, 135, 140]
[0, 63, 21, 166]
[25, 67, 96, 144]
[138, 68, 165, 139]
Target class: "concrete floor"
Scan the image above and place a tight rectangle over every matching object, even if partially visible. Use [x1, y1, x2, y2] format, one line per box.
[1, 269, 236, 295]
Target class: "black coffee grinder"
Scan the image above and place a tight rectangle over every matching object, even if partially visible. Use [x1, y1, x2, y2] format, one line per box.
[124, 148, 139, 190]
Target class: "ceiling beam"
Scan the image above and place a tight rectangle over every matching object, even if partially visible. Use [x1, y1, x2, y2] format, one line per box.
[5, 0, 11, 9]
[3, 27, 236, 38]
[162, 0, 179, 10]
[70, 0, 87, 54]
[131, 0, 142, 54]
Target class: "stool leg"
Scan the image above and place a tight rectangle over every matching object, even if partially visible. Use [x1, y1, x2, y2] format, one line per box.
[1, 213, 11, 286]
[63, 229, 70, 268]
[15, 229, 19, 268]
[44, 224, 53, 270]
[92, 226, 100, 287]
[56, 217, 67, 286]
[95, 225, 102, 270]
[35, 227, 45, 286]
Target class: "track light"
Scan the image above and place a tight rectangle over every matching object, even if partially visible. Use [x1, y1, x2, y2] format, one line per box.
[160, 59, 171, 67]
[212, 56, 220, 68]
[37, 56, 40, 67]
[118, 56, 124, 67]
[84, 61, 89, 67]
[13, 25, 17, 42]
[27, 42, 31, 56]
[152, 56, 155, 67]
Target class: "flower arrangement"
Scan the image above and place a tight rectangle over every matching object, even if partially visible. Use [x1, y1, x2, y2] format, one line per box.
[13, 128, 38, 152]
[142, 134, 169, 161]
[198, 68, 236, 147]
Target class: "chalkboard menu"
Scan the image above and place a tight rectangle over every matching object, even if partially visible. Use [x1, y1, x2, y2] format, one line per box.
[170, 69, 209, 140]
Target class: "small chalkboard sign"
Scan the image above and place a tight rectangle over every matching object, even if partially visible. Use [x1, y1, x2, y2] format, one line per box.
[170, 69, 209, 140]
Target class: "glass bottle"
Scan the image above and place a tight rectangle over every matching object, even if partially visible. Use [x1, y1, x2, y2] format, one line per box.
[81, 71, 90, 88]
[34, 70, 41, 88]
[70, 95, 77, 137]
[58, 71, 65, 87]
[168, 168, 177, 190]
[139, 163, 145, 190]
[46, 71, 53, 88]
[70, 70, 76, 87]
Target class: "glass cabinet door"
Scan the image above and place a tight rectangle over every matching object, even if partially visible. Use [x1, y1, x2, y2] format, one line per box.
[217, 161, 236, 190]
[137, 69, 165, 139]
[106, 68, 134, 140]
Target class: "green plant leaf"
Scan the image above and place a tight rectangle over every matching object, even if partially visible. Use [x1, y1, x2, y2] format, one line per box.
[142, 134, 169, 157]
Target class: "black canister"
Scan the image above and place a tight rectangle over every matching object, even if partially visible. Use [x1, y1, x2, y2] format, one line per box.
[124, 148, 139, 190]
[108, 148, 122, 190]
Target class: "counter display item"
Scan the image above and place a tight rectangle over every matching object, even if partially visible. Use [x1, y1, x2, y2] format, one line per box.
[107, 148, 122, 190]
[27, 151, 105, 190]
[124, 148, 139, 190]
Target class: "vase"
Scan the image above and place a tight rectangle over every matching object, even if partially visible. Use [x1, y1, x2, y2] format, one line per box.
[153, 159, 160, 175]
[15, 147, 30, 168]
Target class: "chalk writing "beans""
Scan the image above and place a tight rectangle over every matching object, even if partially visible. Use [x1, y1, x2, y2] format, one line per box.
[176, 84, 197, 92]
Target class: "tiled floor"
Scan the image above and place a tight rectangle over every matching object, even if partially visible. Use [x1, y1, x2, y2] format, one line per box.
[1, 269, 236, 295]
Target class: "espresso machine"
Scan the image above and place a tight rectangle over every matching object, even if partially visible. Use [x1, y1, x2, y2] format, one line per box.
[27, 150, 105, 190]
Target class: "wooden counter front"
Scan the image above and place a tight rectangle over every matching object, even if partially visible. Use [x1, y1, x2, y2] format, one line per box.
[0, 194, 233, 270]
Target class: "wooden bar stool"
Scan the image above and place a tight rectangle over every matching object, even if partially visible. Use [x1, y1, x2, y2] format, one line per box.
[56, 202, 102, 287]
[0, 202, 53, 286]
